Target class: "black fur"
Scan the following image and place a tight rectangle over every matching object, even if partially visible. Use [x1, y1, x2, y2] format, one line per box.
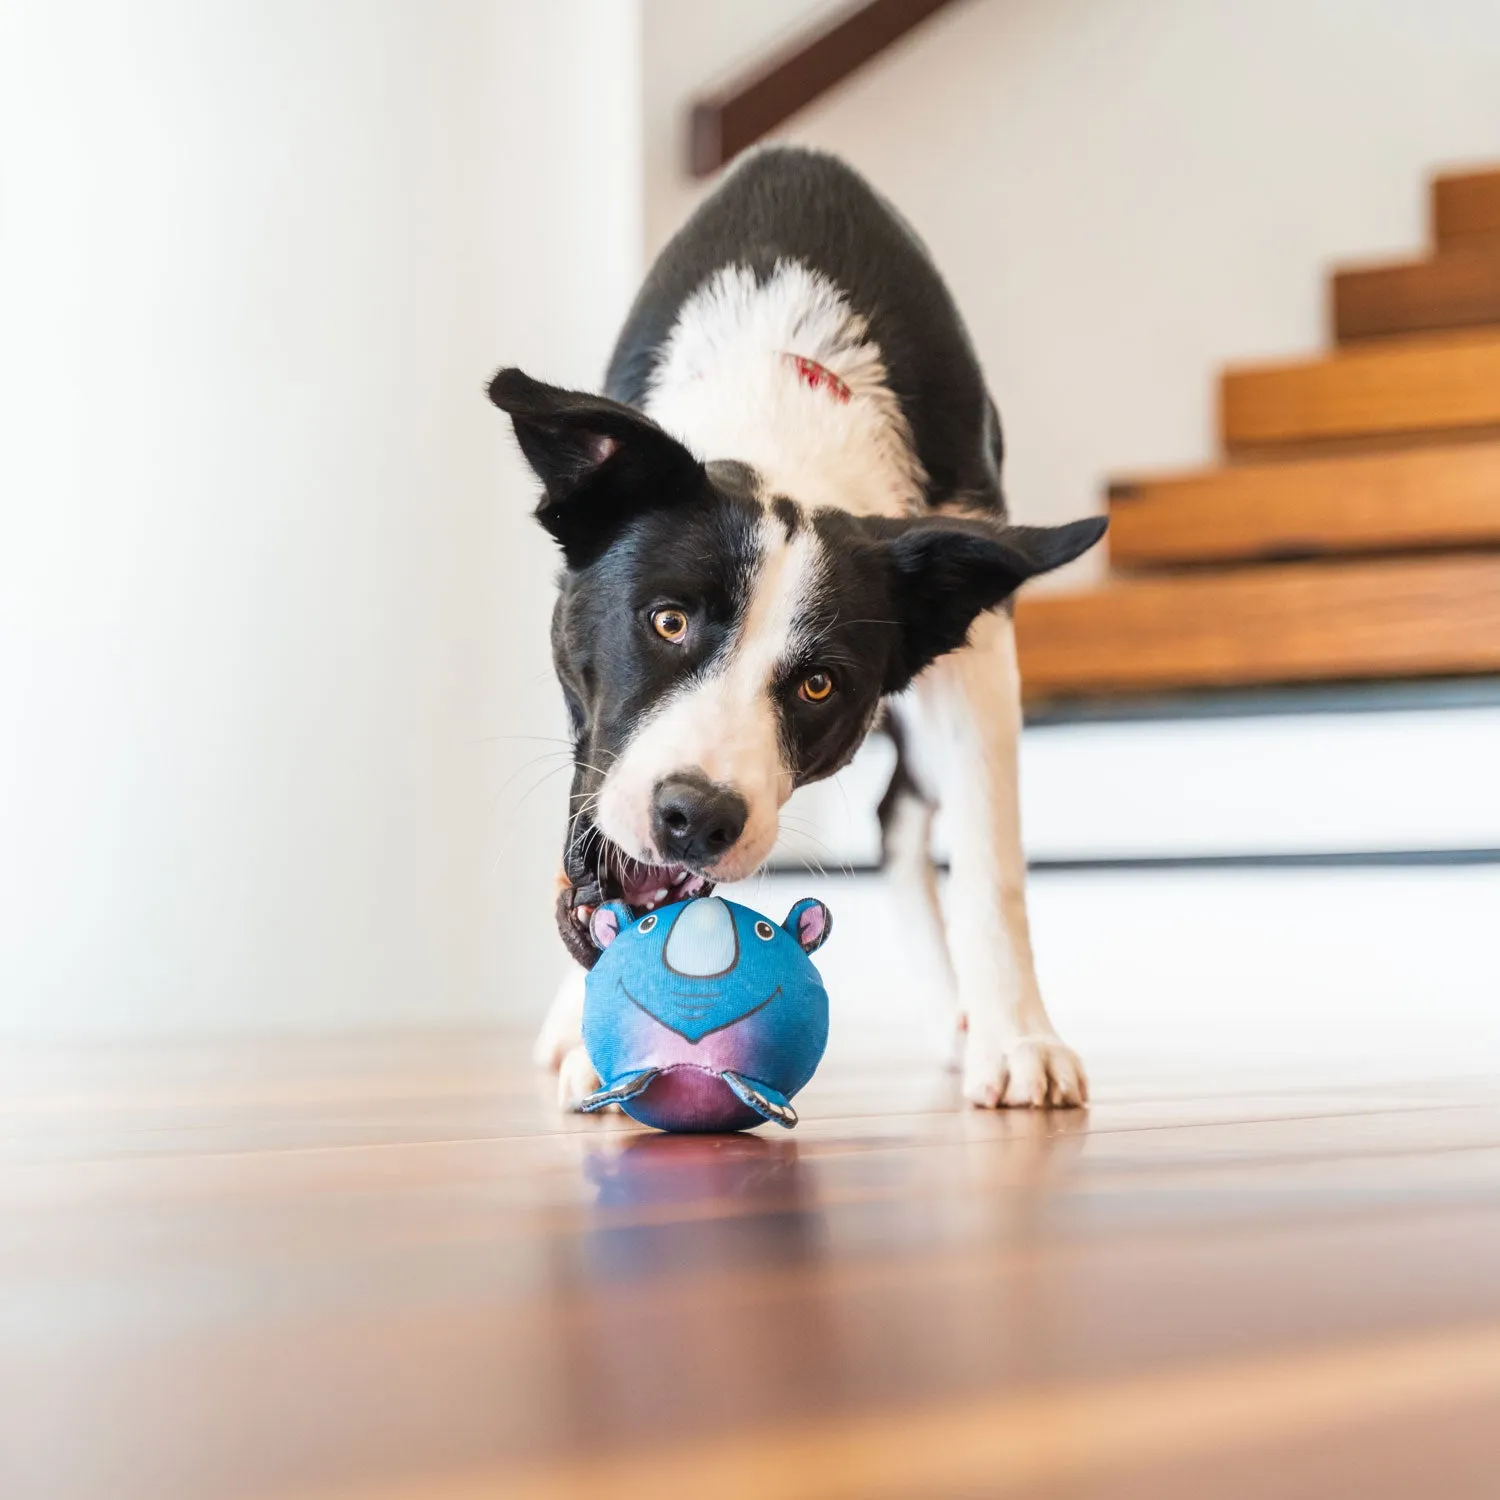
[879, 513, 1107, 689]
[607, 146, 1008, 512]
[487, 368, 705, 570]
[542, 463, 763, 900]
[875, 709, 928, 858]
[486, 147, 1107, 953]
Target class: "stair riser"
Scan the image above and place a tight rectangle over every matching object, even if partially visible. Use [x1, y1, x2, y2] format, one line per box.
[1334, 250, 1500, 342]
[1221, 332, 1500, 452]
[1108, 443, 1500, 567]
[1015, 555, 1500, 698]
[1435, 170, 1500, 248]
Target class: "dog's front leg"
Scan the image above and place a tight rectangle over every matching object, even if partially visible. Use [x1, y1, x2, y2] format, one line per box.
[909, 610, 1087, 1108]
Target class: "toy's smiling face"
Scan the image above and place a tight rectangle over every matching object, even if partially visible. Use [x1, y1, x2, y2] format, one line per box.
[589, 895, 831, 1045]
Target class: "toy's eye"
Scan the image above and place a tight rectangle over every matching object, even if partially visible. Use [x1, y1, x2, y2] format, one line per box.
[637, 914, 658, 933]
[798, 671, 833, 703]
[754, 920, 775, 941]
[651, 607, 689, 644]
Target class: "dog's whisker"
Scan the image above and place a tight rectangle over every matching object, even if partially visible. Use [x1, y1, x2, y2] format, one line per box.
[776, 818, 851, 881]
[567, 802, 602, 843]
[486, 750, 576, 815]
[492, 760, 573, 827]
[474, 733, 576, 747]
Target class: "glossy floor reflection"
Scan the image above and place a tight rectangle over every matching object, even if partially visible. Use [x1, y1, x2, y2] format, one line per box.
[4, 1032, 1500, 1498]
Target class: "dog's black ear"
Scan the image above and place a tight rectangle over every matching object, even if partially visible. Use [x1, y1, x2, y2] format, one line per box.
[882, 514, 1107, 691]
[487, 367, 705, 567]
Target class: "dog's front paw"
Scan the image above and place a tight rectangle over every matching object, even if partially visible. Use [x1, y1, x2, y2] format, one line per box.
[962, 1036, 1088, 1109]
[556, 1043, 603, 1112]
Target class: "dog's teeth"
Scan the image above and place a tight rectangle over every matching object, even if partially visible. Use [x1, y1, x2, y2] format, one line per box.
[652, 887, 669, 902]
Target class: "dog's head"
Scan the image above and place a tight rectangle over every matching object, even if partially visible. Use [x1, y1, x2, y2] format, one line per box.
[489, 368, 1104, 958]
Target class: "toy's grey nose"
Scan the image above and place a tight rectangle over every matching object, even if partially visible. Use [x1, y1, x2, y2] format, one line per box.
[663, 897, 739, 978]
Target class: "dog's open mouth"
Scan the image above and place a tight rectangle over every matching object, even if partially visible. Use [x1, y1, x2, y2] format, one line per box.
[558, 827, 715, 967]
[606, 857, 713, 911]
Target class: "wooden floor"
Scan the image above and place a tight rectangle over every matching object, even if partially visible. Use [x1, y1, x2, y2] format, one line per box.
[5, 1031, 1500, 1499]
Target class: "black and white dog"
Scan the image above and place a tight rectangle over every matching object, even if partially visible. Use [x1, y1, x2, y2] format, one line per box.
[489, 147, 1105, 1110]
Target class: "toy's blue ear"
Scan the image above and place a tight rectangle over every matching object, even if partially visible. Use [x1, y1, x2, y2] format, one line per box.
[783, 898, 832, 955]
[588, 900, 635, 951]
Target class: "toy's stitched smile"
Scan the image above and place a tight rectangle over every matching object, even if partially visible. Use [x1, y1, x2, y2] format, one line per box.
[619, 980, 781, 1042]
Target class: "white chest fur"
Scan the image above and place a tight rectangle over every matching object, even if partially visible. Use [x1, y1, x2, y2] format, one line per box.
[643, 260, 926, 518]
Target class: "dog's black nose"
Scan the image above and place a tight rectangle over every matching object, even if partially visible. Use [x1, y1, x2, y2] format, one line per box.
[652, 774, 748, 869]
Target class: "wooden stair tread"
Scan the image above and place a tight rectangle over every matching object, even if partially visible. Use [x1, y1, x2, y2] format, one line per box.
[1015, 554, 1500, 698]
[1108, 441, 1500, 567]
[1030, 160, 1500, 702]
[1334, 247, 1500, 342]
[1221, 329, 1500, 453]
[1434, 167, 1500, 248]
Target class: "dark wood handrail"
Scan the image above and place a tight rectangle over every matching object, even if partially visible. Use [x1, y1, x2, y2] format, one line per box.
[688, 0, 964, 178]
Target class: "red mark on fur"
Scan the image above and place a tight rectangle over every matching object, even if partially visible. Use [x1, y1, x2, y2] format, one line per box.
[783, 353, 851, 404]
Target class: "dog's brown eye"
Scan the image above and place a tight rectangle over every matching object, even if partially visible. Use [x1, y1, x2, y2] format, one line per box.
[799, 671, 834, 703]
[651, 607, 688, 643]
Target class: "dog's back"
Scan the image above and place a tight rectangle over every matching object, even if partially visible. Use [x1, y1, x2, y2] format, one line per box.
[606, 146, 1007, 517]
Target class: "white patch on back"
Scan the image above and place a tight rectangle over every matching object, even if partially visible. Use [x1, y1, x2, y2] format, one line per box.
[644, 261, 926, 518]
[594, 513, 824, 881]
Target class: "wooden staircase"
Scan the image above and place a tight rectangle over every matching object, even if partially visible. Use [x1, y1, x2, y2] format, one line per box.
[1016, 163, 1500, 701]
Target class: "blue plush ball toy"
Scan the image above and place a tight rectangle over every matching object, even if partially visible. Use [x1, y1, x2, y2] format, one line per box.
[578, 894, 832, 1132]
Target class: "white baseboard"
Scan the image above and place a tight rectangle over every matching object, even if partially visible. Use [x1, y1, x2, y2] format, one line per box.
[774, 700, 1500, 869]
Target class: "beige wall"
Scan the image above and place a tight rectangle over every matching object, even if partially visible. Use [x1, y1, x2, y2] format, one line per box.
[644, 0, 1500, 582]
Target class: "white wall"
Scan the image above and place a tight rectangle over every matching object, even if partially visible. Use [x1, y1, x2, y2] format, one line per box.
[5, 0, 1496, 1042]
[645, 0, 1500, 582]
[0, 0, 641, 1036]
